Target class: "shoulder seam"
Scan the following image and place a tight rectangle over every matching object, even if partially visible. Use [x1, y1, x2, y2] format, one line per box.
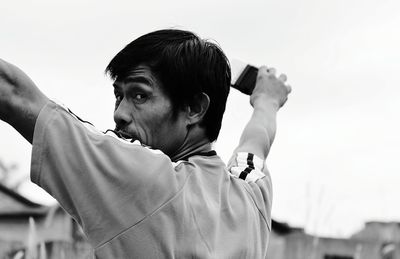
[242, 183, 271, 231]
[95, 162, 194, 250]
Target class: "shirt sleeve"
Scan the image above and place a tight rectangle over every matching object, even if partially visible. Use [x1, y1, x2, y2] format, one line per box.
[228, 152, 273, 230]
[30, 101, 184, 247]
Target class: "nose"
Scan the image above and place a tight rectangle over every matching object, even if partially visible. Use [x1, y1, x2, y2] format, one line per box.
[113, 99, 131, 130]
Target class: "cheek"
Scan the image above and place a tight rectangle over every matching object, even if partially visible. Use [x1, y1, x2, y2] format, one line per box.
[134, 111, 172, 143]
[151, 112, 181, 140]
[131, 99, 180, 147]
[148, 114, 173, 135]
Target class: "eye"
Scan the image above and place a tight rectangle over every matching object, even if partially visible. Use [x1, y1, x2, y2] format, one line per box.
[115, 94, 122, 102]
[133, 93, 148, 104]
[114, 91, 123, 107]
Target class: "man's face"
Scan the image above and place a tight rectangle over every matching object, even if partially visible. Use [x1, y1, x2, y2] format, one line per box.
[113, 65, 188, 156]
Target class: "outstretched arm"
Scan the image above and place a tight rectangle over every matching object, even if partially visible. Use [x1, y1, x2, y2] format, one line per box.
[230, 66, 291, 163]
[227, 66, 291, 247]
[0, 59, 49, 143]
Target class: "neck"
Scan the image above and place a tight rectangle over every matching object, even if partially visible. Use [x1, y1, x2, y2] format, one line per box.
[170, 126, 212, 162]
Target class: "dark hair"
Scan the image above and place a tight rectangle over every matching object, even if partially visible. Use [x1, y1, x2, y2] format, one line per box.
[105, 29, 231, 142]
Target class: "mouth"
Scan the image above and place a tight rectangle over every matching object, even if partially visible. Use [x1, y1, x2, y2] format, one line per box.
[114, 129, 135, 140]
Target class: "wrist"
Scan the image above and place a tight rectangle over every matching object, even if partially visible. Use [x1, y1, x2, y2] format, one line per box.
[252, 98, 280, 112]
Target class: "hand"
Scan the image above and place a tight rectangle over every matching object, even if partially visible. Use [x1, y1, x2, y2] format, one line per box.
[250, 66, 292, 109]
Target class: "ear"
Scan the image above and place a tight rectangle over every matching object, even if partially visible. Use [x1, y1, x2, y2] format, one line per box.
[186, 92, 210, 126]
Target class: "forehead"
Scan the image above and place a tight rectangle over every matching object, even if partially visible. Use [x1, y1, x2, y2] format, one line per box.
[114, 65, 162, 90]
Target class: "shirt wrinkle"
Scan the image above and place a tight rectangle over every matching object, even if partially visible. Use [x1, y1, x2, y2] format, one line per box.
[243, 183, 271, 230]
[30, 101, 272, 258]
[95, 164, 195, 249]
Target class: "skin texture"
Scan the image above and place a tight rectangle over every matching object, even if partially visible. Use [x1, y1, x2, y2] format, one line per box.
[0, 59, 49, 143]
[233, 66, 291, 161]
[113, 65, 196, 157]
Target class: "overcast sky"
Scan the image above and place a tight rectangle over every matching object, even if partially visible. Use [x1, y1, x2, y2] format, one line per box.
[1, 0, 399, 238]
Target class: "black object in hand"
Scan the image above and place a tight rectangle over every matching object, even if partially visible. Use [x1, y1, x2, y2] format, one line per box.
[231, 64, 258, 95]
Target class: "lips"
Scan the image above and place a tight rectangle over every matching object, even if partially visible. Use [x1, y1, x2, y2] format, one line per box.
[114, 129, 135, 140]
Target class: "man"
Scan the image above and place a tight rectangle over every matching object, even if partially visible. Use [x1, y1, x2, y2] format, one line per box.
[0, 29, 290, 258]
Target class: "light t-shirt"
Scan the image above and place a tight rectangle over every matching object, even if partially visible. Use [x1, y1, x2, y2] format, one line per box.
[31, 101, 272, 258]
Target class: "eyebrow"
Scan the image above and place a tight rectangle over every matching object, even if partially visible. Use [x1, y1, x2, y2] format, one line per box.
[125, 75, 155, 86]
[113, 75, 155, 89]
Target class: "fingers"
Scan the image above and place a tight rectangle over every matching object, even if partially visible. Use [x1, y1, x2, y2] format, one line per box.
[270, 68, 292, 94]
[259, 65, 292, 94]
[278, 73, 287, 83]
[286, 84, 292, 94]
[266, 67, 276, 76]
[265, 67, 286, 82]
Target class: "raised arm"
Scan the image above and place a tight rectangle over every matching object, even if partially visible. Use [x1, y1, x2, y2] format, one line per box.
[231, 66, 291, 162]
[0, 59, 49, 143]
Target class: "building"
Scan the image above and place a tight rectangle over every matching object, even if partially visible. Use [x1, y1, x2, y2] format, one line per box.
[267, 220, 400, 259]
[0, 183, 91, 258]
